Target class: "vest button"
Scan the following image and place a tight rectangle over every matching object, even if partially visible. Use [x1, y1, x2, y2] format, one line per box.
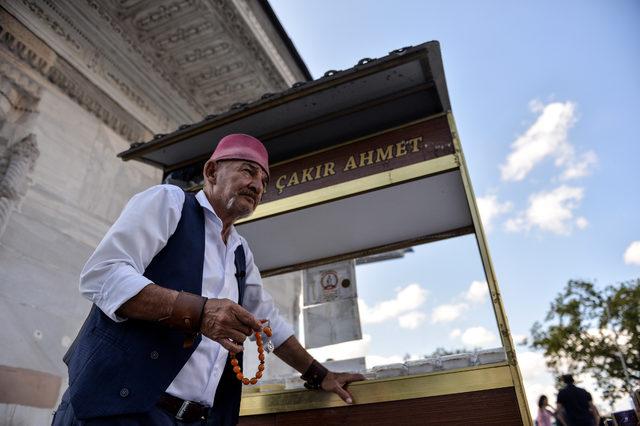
[119, 388, 129, 398]
[150, 350, 159, 359]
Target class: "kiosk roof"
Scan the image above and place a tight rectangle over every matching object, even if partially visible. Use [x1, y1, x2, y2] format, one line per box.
[118, 41, 450, 170]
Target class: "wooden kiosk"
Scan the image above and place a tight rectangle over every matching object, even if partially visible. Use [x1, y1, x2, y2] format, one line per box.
[119, 41, 532, 425]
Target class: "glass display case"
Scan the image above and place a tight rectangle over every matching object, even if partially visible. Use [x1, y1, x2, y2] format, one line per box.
[242, 236, 507, 389]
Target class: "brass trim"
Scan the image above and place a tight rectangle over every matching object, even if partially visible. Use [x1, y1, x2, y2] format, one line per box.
[164, 112, 447, 191]
[240, 363, 514, 416]
[237, 154, 459, 224]
[164, 111, 448, 184]
[448, 112, 532, 425]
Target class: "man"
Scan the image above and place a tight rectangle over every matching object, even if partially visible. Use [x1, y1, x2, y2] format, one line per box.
[557, 374, 600, 426]
[53, 134, 365, 425]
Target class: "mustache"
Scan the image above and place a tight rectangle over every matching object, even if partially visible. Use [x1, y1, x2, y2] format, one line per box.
[238, 189, 259, 203]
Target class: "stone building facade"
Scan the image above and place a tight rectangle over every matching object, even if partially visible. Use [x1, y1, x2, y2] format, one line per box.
[0, 1, 309, 423]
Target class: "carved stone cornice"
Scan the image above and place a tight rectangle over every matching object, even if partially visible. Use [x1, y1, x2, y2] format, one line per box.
[0, 59, 41, 112]
[0, 9, 152, 142]
[89, 0, 296, 110]
[4, 0, 194, 132]
[3, 0, 309, 137]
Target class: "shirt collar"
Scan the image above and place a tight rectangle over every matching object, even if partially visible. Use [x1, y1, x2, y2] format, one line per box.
[196, 190, 240, 243]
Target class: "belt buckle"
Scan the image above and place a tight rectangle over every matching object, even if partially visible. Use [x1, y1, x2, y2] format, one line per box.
[175, 400, 192, 421]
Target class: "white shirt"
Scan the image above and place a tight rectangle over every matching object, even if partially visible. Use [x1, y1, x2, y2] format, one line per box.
[79, 185, 294, 405]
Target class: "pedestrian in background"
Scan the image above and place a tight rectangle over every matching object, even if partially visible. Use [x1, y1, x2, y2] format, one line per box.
[557, 374, 600, 426]
[537, 394, 559, 426]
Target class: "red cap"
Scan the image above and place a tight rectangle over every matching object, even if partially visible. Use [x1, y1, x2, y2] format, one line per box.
[210, 134, 269, 177]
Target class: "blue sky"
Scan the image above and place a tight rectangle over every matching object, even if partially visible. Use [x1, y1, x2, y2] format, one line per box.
[270, 0, 640, 414]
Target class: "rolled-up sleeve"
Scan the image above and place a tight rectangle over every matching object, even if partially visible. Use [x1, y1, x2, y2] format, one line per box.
[240, 240, 294, 348]
[79, 185, 184, 321]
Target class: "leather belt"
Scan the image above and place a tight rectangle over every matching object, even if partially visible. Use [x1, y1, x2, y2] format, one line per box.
[157, 393, 210, 422]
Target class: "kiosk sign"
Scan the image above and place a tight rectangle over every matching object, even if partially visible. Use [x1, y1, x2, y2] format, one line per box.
[262, 115, 454, 203]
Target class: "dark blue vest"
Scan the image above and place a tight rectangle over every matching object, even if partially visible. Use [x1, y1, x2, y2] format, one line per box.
[64, 192, 245, 424]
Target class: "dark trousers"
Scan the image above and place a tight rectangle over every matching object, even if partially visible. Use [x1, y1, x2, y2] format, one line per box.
[52, 390, 208, 426]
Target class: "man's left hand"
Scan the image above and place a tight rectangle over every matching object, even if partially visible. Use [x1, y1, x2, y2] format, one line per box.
[321, 371, 366, 404]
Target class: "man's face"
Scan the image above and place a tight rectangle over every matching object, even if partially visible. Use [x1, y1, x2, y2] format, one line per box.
[206, 160, 268, 221]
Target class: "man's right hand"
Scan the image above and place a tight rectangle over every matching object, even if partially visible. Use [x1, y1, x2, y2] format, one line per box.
[200, 298, 262, 353]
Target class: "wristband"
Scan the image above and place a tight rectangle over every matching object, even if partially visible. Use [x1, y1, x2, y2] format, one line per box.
[159, 291, 207, 347]
[301, 359, 329, 390]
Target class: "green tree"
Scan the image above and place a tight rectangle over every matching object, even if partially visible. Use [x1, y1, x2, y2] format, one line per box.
[530, 279, 639, 406]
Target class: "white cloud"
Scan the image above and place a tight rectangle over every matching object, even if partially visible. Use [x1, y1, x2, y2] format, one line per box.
[518, 350, 551, 382]
[358, 283, 428, 324]
[398, 311, 427, 329]
[431, 303, 468, 323]
[461, 326, 497, 346]
[477, 195, 513, 232]
[449, 328, 462, 338]
[429, 282, 489, 329]
[623, 241, 640, 265]
[465, 280, 489, 304]
[500, 100, 596, 182]
[505, 185, 585, 235]
[529, 99, 545, 113]
[575, 217, 589, 229]
[501, 101, 577, 181]
[560, 150, 598, 180]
